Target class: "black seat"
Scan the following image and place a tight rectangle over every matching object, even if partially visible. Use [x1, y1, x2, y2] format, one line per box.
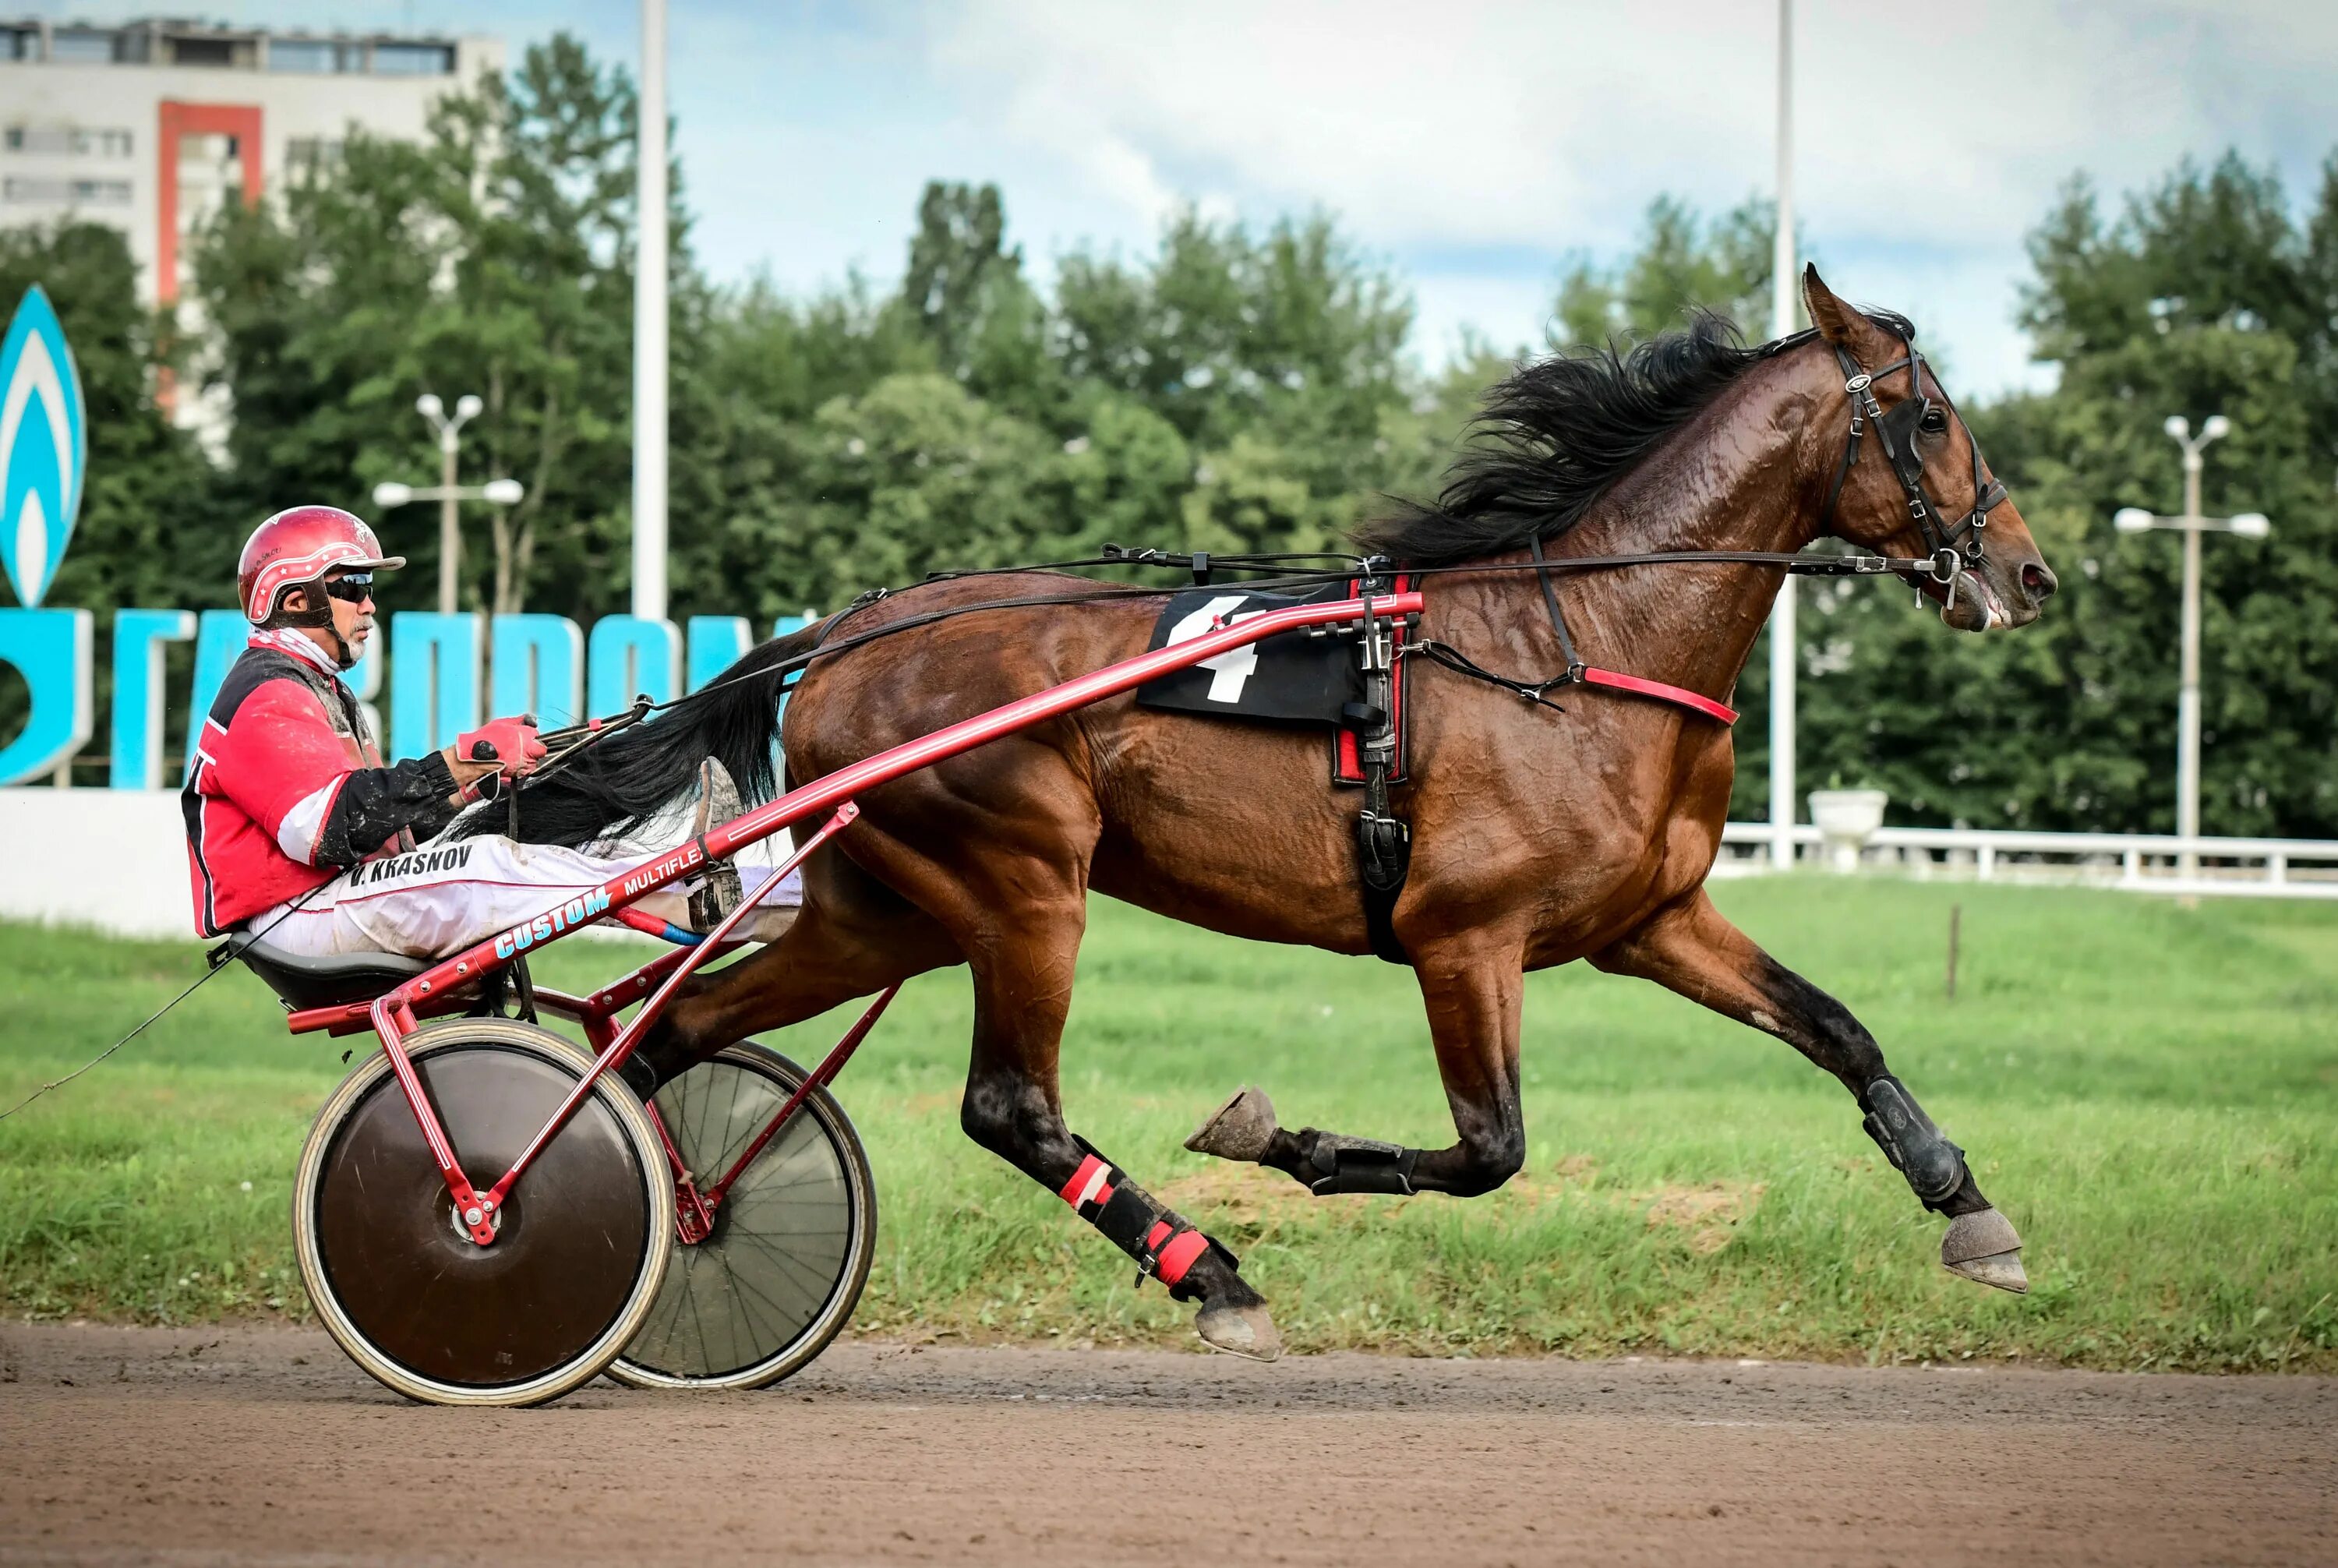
[219, 930, 431, 1012]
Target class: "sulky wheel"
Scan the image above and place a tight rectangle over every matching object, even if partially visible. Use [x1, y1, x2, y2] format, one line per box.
[292, 1019, 674, 1407]
[608, 1041, 877, 1390]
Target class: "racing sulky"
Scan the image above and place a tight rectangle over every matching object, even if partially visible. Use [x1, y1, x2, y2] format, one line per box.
[503, 270, 2057, 1358]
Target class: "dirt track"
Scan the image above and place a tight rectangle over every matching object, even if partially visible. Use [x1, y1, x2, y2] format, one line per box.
[2, 1323, 2332, 1566]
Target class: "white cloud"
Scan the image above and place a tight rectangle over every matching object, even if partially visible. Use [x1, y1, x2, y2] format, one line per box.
[912, 0, 2338, 391]
[30, 0, 2336, 396]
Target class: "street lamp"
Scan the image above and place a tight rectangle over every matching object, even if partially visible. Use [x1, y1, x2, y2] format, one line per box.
[2114, 413, 2271, 879]
[370, 393, 525, 613]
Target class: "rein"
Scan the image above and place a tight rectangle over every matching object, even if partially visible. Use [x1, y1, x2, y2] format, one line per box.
[517, 542, 1937, 793]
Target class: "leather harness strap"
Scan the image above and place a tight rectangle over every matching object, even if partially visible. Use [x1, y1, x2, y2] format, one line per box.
[1477, 533, 1738, 725]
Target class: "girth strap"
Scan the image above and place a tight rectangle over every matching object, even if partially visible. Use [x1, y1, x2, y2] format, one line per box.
[1352, 576, 1413, 966]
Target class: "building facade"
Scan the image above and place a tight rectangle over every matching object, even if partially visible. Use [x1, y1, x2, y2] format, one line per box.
[1, 17, 503, 308]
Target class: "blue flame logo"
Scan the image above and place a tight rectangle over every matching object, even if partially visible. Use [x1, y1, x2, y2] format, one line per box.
[1, 285, 87, 608]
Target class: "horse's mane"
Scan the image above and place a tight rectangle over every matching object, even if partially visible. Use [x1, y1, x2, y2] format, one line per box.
[1355, 309, 1910, 566]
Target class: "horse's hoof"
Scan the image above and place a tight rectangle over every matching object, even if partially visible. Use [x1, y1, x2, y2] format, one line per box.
[1941, 1206, 2028, 1294]
[1185, 1086, 1278, 1164]
[1195, 1300, 1283, 1361]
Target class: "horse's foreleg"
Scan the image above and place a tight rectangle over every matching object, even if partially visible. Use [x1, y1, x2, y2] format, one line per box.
[1189, 945, 1527, 1199]
[1591, 886, 2027, 1292]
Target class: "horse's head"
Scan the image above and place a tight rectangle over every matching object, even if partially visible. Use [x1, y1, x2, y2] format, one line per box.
[1799, 267, 2056, 632]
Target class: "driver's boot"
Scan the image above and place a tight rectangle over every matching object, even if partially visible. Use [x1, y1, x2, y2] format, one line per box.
[685, 758, 745, 932]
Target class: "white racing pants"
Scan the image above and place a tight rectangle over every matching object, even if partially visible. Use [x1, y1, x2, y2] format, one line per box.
[250, 835, 803, 960]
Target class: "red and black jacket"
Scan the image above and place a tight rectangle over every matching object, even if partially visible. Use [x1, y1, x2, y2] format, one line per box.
[182, 630, 459, 937]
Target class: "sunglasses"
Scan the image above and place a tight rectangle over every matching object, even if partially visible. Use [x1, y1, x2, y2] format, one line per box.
[321, 574, 376, 605]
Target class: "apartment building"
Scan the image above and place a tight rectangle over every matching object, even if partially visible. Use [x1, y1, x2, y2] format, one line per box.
[1, 16, 504, 307]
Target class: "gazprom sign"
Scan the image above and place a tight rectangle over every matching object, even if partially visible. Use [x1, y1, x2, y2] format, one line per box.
[0, 288, 809, 788]
[2, 284, 85, 609]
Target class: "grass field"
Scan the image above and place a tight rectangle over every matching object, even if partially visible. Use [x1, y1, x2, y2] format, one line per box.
[2, 877, 2333, 1371]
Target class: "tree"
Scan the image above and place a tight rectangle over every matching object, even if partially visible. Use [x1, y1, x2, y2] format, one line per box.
[189, 34, 643, 620]
[1555, 195, 1790, 350]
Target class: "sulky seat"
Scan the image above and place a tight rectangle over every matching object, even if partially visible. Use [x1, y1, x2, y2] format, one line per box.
[218, 930, 431, 1012]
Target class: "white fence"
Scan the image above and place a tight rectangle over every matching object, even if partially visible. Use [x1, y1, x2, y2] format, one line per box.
[1715, 822, 2338, 899]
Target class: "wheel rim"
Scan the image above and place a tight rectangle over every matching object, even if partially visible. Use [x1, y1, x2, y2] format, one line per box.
[623, 1055, 860, 1381]
[311, 1040, 654, 1390]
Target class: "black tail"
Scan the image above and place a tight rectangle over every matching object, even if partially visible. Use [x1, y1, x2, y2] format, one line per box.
[472, 619, 828, 849]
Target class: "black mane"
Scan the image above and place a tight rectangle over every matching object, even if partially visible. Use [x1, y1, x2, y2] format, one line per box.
[1356, 312, 1901, 566]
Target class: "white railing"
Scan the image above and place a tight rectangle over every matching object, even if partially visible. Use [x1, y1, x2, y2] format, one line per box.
[1716, 822, 2338, 899]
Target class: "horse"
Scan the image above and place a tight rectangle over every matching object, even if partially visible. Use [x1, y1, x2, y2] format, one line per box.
[505, 268, 2058, 1359]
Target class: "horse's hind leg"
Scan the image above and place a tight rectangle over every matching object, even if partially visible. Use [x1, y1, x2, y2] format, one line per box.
[949, 884, 1284, 1360]
[787, 794, 1283, 1359]
[633, 840, 963, 1086]
[1590, 887, 2026, 1293]
[1189, 936, 1531, 1199]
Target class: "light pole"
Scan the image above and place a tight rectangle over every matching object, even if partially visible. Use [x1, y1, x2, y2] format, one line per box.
[372, 392, 525, 614]
[1768, 0, 1797, 869]
[2114, 413, 2270, 878]
[633, 0, 669, 621]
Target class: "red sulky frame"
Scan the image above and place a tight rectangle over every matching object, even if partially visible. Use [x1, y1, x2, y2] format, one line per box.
[284, 590, 1425, 1248]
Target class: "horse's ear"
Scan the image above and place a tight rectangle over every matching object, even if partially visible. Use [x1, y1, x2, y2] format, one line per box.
[1802, 265, 1890, 360]
[1802, 265, 1855, 344]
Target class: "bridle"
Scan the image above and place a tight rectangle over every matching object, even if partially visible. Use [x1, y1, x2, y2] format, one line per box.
[1817, 324, 2008, 605]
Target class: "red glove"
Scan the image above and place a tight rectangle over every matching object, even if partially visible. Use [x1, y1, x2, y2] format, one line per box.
[456, 715, 548, 779]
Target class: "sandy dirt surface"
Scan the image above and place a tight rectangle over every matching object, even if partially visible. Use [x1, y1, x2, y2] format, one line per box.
[1, 1323, 2332, 1567]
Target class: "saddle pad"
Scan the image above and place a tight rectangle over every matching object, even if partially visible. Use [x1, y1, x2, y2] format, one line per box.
[1135, 578, 1414, 784]
[1135, 582, 1362, 727]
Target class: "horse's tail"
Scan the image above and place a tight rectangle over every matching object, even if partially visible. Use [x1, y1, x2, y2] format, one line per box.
[480, 618, 831, 849]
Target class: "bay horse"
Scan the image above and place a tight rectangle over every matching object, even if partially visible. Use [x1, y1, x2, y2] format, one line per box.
[509, 269, 2057, 1358]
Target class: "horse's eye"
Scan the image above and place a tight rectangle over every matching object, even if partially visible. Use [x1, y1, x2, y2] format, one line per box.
[1919, 407, 1949, 436]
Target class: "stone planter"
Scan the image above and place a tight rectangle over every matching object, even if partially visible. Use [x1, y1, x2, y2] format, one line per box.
[1806, 788, 1888, 874]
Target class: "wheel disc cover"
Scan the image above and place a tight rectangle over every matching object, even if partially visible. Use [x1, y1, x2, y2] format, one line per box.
[313, 1044, 651, 1388]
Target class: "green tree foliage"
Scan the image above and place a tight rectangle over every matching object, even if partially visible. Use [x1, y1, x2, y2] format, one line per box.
[1555, 195, 1792, 349]
[192, 34, 644, 620]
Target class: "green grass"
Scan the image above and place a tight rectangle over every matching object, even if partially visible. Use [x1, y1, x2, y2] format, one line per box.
[3, 878, 2334, 1370]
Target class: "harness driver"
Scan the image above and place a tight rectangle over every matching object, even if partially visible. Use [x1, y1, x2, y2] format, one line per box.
[182, 505, 797, 961]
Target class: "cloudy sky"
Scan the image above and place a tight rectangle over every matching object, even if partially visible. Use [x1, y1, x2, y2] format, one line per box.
[32, 0, 2338, 394]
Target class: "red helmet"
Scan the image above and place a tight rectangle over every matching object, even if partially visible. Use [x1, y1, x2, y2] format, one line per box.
[237, 505, 405, 623]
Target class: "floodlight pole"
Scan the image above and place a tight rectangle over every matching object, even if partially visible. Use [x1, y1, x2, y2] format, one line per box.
[372, 394, 525, 613]
[2112, 415, 2269, 881]
[438, 419, 461, 614]
[1768, 0, 1798, 869]
[632, 0, 669, 622]
[2177, 438, 2205, 867]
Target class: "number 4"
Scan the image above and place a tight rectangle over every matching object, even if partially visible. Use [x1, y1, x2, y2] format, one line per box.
[1165, 595, 1261, 703]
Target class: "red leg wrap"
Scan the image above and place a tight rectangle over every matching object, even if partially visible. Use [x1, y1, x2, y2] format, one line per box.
[1156, 1230, 1209, 1287]
[1061, 1154, 1114, 1213]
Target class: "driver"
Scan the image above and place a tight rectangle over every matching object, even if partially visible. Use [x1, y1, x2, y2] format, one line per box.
[184, 505, 797, 959]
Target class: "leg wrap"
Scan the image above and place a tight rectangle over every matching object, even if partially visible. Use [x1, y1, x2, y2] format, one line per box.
[1859, 1075, 1968, 1210]
[1060, 1140, 1234, 1293]
[1296, 1130, 1419, 1195]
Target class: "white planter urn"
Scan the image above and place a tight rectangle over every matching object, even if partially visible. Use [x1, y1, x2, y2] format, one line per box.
[1806, 788, 1888, 874]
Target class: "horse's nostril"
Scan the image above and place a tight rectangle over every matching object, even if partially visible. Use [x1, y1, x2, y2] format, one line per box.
[2022, 562, 2057, 600]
